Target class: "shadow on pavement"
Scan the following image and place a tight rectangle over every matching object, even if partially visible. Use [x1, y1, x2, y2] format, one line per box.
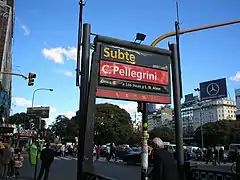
[13, 176, 33, 180]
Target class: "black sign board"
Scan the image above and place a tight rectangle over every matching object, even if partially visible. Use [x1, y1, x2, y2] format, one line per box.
[0, 127, 13, 134]
[199, 78, 227, 101]
[27, 106, 50, 118]
[96, 43, 171, 104]
[184, 93, 194, 103]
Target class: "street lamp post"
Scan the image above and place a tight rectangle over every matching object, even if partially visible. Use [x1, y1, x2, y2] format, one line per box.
[31, 88, 53, 180]
[31, 88, 53, 108]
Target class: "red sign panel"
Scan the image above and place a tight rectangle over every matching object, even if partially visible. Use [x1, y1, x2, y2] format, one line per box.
[95, 44, 171, 104]
[18, 130, 36, 137]
[99, 60, 169, 85]
[96, 89, 171, 103]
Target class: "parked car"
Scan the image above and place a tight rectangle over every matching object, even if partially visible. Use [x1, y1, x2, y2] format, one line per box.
[123, 147, 153, 165]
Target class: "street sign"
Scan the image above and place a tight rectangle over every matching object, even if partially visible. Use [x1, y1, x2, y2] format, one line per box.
[27, 106, 50, 118]
[199, 78, 227, 101]
[0, 126, 13, 133]
[18, 130, 36, 137]
[95, 43, 171, 103]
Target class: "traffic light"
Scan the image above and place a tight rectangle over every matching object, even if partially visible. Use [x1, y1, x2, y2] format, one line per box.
[28, 73, 36, 86]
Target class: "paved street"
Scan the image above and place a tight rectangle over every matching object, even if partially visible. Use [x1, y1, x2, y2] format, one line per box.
[17, 156, 234, 180]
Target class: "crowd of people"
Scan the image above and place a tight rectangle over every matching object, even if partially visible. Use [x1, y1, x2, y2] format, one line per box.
[0, 140, 24, 179]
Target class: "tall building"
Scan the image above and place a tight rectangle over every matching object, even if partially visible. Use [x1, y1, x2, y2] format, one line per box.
[235, 88, 240, 120]
[148, 106, 173, 131]
[192, 98, 236, 128]
[181, 92, 237, 137]
[181, 95, 199, 137]
[0, 0, 14, 122]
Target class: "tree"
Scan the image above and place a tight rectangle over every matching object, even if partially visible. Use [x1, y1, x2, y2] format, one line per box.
[44, 128, 55, 143]
[94, 103, 133, 145]
[50, 115, 70, 138]
[149, 127, 174, 142]
[127, 130, 142, 146]
[8, 112, 46, 130]
[8, 112, 30, 129]
[194, 120, 240, 147]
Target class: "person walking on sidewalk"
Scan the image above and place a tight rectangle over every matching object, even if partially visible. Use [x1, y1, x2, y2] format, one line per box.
[37, 142, 54, 180]
[1, 143, 12, 179]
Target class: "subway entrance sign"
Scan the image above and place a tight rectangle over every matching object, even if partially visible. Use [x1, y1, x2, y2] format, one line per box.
[95, 41, 171, 104]
[27, 106, 50, 118]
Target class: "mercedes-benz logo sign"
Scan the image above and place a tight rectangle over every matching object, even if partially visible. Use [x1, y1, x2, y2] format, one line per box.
[206, 83, 220, 96]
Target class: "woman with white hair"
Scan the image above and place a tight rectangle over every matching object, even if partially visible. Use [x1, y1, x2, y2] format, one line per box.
[148, 137, 180, 180]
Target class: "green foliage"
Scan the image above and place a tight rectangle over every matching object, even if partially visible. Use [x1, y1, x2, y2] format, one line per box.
[50, 115, 71, 137]
[128, 130, 142, 146]
[8, 112, 46, 130]
[149, 127, 174, 142]
[49, 103, 137, 145]
[8, 113, 30, 129]
[194, 120, 240, 147]
[44, 128, 55, 143]
[94, 103, 133, 145]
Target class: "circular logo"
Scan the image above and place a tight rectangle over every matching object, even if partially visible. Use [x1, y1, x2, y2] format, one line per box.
[206, 83, 219, 96]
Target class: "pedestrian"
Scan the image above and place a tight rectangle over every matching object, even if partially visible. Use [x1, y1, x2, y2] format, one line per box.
[205, 147, 213, 164]
[233, 146, 240, 180]
[37, 142, 54, 180]
[147, 137, 180, 180]
[96, 145, 101, 160]
[106, 145, 111, 161]
[14, 152, 24, 177]
[1, 143, 12, 179]
[219, 148, 224, 164]
[214, 148, 219, 165]
[60, 144, 65, 157]
[7, 143, 15, 178]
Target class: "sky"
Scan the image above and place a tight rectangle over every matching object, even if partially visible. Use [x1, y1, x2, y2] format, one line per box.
[11, 0, 240, 125]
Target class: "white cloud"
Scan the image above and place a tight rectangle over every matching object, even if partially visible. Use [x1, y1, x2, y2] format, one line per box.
[15, 17, 30, 36]
[14, 97, 31, 107]
[64, 71, 73, 77]
[61, 111, 75, 119]
[42, 47, 77, 64]
[118, 102, 138, 115]
[50, 107, 57, 114]
[20, 24, 30, 36]
[230, 72, 240, 82]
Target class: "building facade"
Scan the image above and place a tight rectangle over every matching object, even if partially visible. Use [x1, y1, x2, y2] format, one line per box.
[235, 88, 240, 120]
[148, 106, 173, 131]
[0, 0, 14, 121]
[192, 98, 236, 129]
[181, 92, 237, 137]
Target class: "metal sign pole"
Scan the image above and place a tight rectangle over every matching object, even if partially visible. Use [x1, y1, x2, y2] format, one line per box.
[169, 43, 184, 179]
[77, 23, 91, 180]
[33, 116, 41, 180]
[141, 102, 149, 180]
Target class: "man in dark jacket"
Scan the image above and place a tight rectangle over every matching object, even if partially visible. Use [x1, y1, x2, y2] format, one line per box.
[148, 137, 180, 180]
[37, 143, 54, 180]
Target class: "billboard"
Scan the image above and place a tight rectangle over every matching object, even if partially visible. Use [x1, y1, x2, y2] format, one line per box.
[199, 78, 227, 101]
[27, 106, 50, 118]
[96, 44, 171, 103]
[235, 88, 240, 116]
[184, 93, 194, 103]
